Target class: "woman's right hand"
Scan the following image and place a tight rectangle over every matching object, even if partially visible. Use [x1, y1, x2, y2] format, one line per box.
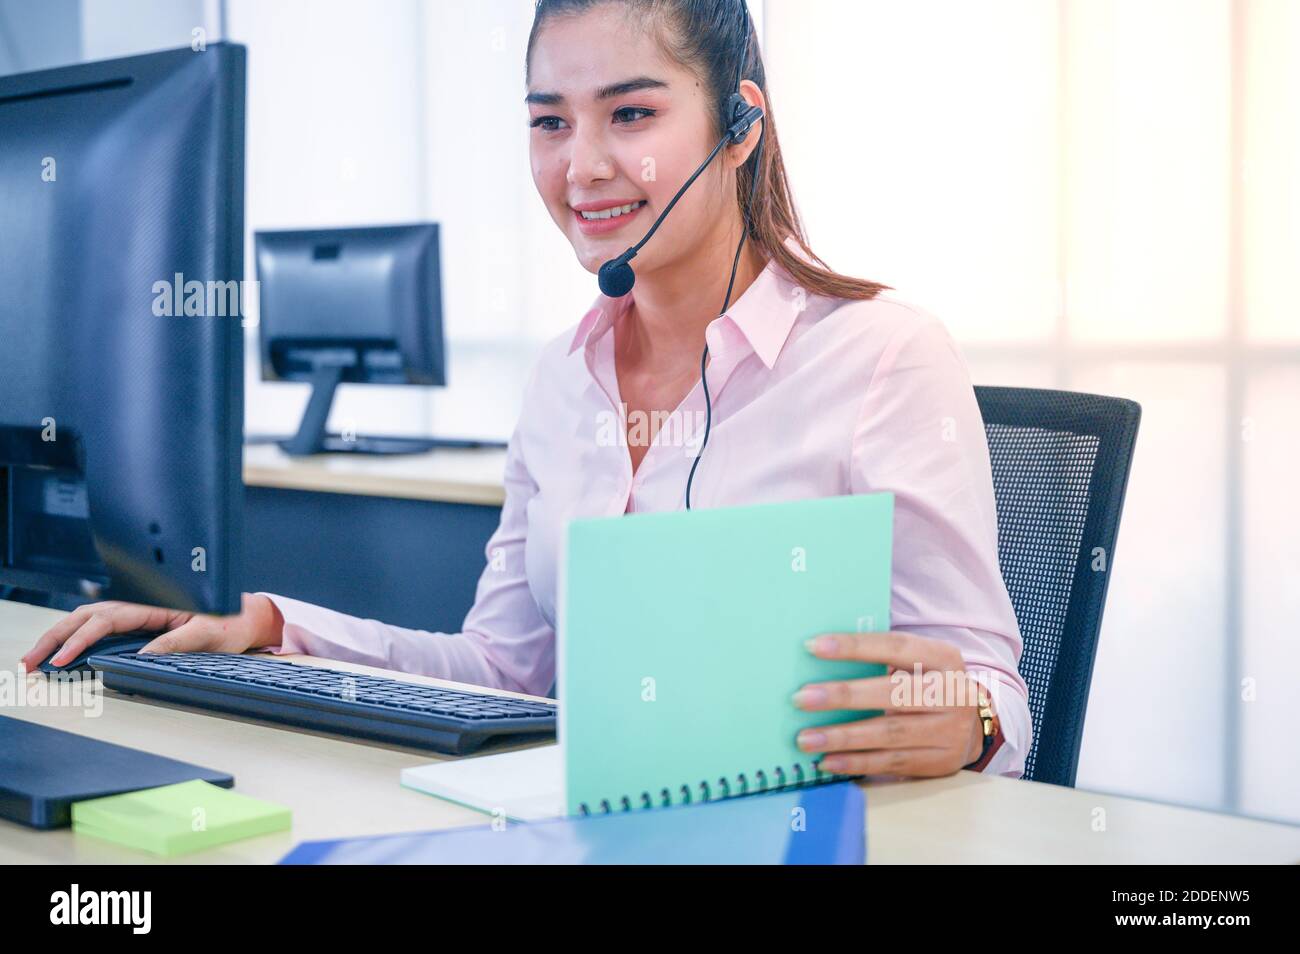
[20, 593, 284, 673]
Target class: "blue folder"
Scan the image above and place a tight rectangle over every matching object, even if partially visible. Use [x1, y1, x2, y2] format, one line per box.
[281, 781, 865, 864]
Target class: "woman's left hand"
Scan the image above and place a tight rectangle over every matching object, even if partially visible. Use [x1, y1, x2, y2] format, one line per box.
[793, 631, 987, 778]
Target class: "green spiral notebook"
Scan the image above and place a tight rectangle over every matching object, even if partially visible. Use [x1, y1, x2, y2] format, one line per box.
[558, 492, 893, 816]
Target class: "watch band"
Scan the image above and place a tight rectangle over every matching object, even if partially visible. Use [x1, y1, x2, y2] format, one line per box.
[964, 684, 1004, 772]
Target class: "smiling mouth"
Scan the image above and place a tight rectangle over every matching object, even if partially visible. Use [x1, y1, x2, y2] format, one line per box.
[576, 200, 647, 221]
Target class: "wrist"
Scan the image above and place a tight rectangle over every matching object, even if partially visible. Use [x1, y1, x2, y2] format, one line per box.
[245, 593, 284, 650]
[963, 682, 1004, 772]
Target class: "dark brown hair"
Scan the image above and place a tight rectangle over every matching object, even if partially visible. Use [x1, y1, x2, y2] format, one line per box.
[526, 0, 891, 302]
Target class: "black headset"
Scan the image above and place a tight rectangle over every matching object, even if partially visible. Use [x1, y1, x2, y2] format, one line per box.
[595, 0, 764, 510]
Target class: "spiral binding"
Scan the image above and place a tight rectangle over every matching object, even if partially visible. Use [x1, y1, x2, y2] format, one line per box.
[577, 759, 841, 816]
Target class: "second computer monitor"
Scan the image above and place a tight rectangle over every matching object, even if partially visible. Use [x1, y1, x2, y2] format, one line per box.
[255, 224, 447, 455]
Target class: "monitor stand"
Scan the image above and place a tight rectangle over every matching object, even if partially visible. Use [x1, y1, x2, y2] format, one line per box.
[272, 365, 506, 457]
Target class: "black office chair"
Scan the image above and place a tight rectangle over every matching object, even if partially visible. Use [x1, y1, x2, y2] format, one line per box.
[973, 386, 1141, 787]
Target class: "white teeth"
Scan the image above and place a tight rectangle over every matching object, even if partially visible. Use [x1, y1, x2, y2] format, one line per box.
[579, 201, 644, 220]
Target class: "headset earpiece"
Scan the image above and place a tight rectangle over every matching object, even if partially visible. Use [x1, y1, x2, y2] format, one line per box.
[726, 90, 763, 143]
[723, 92, 763, 145]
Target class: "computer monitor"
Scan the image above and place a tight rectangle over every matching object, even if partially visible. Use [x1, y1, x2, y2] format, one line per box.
[0, 43, 246, 614]
[254, 224, 502, 455]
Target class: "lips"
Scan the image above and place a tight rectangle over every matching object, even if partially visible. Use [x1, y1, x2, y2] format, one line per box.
[570, 198, 644, 212]
[571, 199, 647, 236]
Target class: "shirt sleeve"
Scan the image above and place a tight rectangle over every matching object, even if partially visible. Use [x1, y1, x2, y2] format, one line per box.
[849, 312, 1032, 778]
[254, 413, 556, 698]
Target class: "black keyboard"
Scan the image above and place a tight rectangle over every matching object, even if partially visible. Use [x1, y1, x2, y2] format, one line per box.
[87, 651, 556, 755]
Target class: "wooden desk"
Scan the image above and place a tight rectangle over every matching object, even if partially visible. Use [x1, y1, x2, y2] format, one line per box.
[3, 599, 1298, 864]
[242, 443, 507, 506]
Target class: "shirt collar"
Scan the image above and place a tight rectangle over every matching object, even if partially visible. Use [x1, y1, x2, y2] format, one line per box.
[567, 234, 813, 370]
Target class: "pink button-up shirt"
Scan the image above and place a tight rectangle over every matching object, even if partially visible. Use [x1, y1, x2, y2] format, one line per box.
[262, 237, 1031, 777]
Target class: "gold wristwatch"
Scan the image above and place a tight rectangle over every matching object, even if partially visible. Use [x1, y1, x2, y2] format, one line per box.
[964, 684, 1004, 772]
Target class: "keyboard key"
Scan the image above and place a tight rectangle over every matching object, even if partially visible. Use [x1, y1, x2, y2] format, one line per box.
[93, 651, 556, 754]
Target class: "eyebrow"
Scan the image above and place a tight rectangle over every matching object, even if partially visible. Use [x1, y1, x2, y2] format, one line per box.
[525, 76, 669, 106]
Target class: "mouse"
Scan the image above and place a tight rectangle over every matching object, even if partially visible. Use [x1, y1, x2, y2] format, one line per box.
[38, 633, 157, 674]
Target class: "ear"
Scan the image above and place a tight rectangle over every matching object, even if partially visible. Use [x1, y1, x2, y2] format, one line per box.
[726, 79, 765, 167]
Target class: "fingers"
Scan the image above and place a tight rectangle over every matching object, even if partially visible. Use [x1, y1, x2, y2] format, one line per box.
[38, 604, 159, 669]
[22, 602, 184, 672]
[41, 611, 120, 669]
[816, 746, 957, 778]
[792, 632, 984, 779]
[797, 712, 949, 754]
[795, 706, 984, 779]
[806, 630, 964, 671]
[21, 603, 114, 671]
[138, 617, 228, 655]
[795, 631, 980, 716]
[794, 670, 978, 714]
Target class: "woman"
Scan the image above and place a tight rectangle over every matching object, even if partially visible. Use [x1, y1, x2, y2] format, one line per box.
[23, 0, 1030, 779]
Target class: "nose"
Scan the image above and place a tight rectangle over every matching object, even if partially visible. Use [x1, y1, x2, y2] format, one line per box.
[566, 123, 615, 187]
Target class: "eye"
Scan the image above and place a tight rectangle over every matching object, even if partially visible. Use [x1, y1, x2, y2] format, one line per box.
[613, 107, 656, 124]
[529, 115, 567, 132]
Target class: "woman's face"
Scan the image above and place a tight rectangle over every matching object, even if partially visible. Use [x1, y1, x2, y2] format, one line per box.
[527, 6, 732, 279]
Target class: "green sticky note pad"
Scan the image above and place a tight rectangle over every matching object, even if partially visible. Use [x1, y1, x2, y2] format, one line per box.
[72, 779, 290, 856]
[559, 492, 893, 816]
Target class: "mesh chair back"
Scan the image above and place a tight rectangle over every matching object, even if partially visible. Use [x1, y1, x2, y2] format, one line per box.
[974, 386, 1140, 785]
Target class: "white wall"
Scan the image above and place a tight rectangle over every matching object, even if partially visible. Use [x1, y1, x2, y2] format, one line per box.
[225, 0, 440, 438]
[80, 0, 208, 60]
[227, 0, 600, 443]
[0, 0, 80, 74]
